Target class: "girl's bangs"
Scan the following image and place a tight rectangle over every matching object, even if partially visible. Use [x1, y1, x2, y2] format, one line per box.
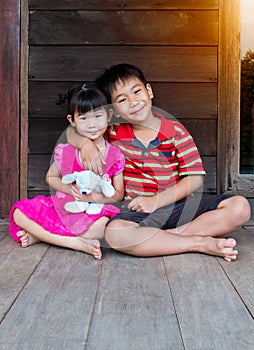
[76, 90, 107, 115]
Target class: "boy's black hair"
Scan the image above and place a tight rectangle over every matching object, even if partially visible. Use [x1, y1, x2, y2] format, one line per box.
[67, 82, 108, 120]
[96, 63, 148, 103]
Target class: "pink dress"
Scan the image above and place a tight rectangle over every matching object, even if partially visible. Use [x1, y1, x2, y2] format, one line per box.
[9, 142, 125, 241]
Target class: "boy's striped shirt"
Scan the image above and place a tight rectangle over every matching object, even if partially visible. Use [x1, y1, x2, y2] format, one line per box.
[107, 113, 205, 199]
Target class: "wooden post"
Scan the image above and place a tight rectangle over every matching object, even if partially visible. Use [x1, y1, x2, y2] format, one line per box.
[0, 0, 21, 218]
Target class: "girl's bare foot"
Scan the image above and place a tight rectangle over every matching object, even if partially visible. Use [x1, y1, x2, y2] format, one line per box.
[200, 237, 238, 262]
[77, 237, 102, 260]
[16, 230, 40, 248]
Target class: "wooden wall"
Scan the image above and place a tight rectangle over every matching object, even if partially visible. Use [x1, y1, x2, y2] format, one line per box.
[0, 0, 20, 218]
[26, 0, 219, 198]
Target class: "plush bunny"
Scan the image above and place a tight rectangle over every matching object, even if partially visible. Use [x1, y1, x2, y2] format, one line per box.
[62, 170, 115, 214]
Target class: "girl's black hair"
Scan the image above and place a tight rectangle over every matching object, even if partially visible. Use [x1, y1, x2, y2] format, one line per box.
[96, 63, 147, 103]
[66, 82, 108, 121]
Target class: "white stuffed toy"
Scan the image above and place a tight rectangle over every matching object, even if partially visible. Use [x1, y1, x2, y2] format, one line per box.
[62, 170, 115, 214]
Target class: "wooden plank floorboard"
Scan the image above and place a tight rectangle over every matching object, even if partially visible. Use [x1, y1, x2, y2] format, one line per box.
[218, 228, 254, 317]
[163, 238, 254, 349]
[0, 232, 49, 322]
[86, 249, 184, 350]
[0, 245, 103, 350]
[0, 222, 253, 349]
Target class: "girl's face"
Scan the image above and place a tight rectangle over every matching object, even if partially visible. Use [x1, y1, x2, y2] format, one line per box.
[68, 107, 109, 141]
[110, 77, 154, 125]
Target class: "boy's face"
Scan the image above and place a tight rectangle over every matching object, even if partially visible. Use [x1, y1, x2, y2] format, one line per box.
[110, 77, 154, 124]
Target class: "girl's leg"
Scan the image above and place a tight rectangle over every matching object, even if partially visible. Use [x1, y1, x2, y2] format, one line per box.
[13, 209, 105, 259]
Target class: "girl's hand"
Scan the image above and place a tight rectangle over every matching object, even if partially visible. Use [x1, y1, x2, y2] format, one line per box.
[80, 139, 105, 175]
[66, 183, 84, 201]
[128, 196, 159, 213]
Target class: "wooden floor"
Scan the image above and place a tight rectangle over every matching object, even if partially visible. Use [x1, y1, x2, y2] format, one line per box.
[0, 220, 254, 350]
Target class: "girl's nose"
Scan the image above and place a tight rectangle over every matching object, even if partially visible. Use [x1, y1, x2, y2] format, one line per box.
[87, 120, 96, 128]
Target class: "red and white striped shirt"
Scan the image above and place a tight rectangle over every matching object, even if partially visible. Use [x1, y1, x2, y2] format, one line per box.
[107, 113, 205, 199]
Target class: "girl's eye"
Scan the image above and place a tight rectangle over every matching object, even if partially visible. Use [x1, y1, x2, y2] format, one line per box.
[95, 114, 102, 118]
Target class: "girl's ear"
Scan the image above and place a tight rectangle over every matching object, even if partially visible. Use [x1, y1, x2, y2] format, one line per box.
[146, 83, 154, 99]
[67, 114, 75, 126]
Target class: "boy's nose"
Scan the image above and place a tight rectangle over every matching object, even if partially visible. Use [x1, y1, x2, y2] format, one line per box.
[129, 99, 138, 107]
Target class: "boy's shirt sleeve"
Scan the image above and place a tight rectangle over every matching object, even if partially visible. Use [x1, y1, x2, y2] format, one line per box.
[106, 124, 117, 142]
[174, 122, 206, 176]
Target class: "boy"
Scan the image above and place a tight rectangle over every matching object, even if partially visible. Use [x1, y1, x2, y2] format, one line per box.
[68, 63, 251, 261]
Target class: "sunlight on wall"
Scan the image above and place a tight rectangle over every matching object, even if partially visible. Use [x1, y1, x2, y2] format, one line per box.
[240, 0, 254, 57]
[240, 0, 254, 174]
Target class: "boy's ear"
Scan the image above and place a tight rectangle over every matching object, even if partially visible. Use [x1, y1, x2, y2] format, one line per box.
[146, 83, 154, 99]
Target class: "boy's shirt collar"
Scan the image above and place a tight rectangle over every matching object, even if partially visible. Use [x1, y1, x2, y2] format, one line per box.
[108, 112, 176, 141]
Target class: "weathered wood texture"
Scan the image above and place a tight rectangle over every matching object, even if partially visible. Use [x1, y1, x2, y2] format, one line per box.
[29, 46, 217, 82]
[1, 224, 254, 349]
[29, 11, 218, 45]
[28, 0, 219, 10]
[0, 1, 20, 218]
[25, 1, 219, 198]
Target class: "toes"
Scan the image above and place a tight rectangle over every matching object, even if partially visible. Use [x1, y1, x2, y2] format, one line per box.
[227, 238, 237, 248]
[224, 249, 238, 262]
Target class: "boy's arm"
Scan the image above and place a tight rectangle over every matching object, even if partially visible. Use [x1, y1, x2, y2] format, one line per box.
[128, 175, 203, 213]
[66, 126, 105, 175]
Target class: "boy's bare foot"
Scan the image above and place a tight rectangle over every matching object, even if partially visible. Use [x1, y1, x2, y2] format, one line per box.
[200, 237, 238, 262]
[77, 237, 102, 260]
[16, 230, 40, 248]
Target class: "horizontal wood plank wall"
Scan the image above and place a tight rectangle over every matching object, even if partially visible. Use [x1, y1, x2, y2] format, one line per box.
[27, 0, 219, 196]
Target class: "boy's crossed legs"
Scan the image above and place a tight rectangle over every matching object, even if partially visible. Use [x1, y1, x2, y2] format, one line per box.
[105, 195, 251, 261]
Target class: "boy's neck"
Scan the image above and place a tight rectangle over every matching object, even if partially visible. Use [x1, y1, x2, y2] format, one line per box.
[132, 114, 161, 147]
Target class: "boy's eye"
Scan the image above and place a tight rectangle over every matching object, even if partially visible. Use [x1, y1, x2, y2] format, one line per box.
[134, 88, 141, 94]
[95, 114, 102, 118]
[79, 116, 87, 120]
[118, 97, 127, 103]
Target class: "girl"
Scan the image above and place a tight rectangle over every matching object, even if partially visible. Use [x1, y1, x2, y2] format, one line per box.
[9, 83, 125, 259]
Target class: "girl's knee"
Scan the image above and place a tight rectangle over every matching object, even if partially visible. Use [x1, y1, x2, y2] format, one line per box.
[13, 208, 23, 224]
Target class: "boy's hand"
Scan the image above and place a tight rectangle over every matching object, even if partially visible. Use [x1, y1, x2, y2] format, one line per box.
[80, 139, 105, 175]
[128, 196, 158, 213]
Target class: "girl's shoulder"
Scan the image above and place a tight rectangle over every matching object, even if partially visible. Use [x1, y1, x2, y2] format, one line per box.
[105, 141, 125, 159]
[54, 143, 78, 172]
[54, 143, 76, 158]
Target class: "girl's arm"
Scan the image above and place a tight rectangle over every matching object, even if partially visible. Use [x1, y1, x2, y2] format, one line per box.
[66, 126, 105, 175]
[45, 161, 80, 198]
[77, 171, 125, 204]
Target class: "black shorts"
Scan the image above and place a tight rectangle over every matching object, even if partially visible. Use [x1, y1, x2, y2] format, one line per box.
[111, 194, 235, 229]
